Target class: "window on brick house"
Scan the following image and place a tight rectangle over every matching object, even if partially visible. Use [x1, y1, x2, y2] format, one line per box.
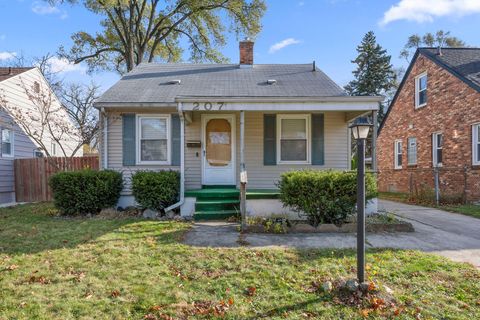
[408, 137, 417, 165]
[473, 124, 480, 165]
[432, 133, 443, 167]
[415, 73, 427, 108]
[394, 140, 402, 169]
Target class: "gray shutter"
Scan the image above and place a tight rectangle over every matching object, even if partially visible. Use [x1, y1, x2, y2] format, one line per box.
[311, 113, 325, 165]
[171, 114, 180, 166]
[122, 114, 136, 166]
[263, 114, 276, 165]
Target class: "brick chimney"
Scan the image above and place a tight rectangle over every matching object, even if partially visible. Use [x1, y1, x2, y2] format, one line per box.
[239, 38, 254, 67]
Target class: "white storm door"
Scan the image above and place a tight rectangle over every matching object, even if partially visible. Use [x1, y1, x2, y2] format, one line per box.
[201, 114, 236, 185]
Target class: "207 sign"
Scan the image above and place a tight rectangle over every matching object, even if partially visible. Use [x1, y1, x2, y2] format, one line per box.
[192, 102, 225, 111]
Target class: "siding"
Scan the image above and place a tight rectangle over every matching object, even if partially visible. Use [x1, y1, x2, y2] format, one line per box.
[104, 109, 350, 194]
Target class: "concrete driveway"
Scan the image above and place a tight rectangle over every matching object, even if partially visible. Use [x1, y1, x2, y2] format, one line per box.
[183, 200, 480, 268]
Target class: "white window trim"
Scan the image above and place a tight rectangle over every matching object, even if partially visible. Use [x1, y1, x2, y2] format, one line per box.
[394, 139, 402, 169]
[473, 123, 480, 166]
[136, 114, 171, 165]
[432, 132, 443, 167]
[415, 72, 428, 109]
[407, 137, 417, 165]
[1, 128, 14, 158]
[276, 114, 311, 165]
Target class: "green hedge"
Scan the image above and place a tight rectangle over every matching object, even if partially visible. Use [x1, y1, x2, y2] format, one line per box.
[131, 171, 180, 212]
[49, 170, 123, 215]
[278, 170, 377, 226]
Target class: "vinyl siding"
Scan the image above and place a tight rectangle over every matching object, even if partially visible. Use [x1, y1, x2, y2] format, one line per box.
[103, 109, 350, 194]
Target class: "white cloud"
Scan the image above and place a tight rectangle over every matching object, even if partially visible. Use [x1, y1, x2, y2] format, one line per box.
[31, 1, 60, 15]
[0, 52, 16, 61]
[269, 38, 301, 54]
[43, 57, 86, 74]
[380, 0, 480, 25]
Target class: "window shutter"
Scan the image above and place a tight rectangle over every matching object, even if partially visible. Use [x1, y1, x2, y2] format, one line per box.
[263, 114, 276, 165]
[171, 114, 181, 166]
[311, 113, 325, 165]
[122, 114, 136, 166]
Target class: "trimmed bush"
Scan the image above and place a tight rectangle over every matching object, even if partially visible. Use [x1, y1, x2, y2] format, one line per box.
[278, 170, 377, 226]
[131, 170, 180, 212]
[49, 169, 123, 215]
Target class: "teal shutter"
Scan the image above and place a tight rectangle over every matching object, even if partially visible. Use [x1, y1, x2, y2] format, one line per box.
[311, 113, 325, 165]
[122, 114, 136, 166]
[171, 114, 180, 166]
[263, 114, 276, 165]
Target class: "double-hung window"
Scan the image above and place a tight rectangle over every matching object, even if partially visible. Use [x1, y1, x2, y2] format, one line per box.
[407, 137, 417, 165]
[394, 140, 402, 169]
[1, 129, 13, 157]
[137, 115, 170, 164]
[432, 132, 443, 167]
[277, 114, 310, 164]
[415, 73, 427, 108]
[473, 124, 480, 165]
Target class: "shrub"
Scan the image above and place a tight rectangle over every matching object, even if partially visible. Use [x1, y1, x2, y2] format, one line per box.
[131, 170, 180, 212]
[49, 170, 123, 215]
[278, 170, 377, 226]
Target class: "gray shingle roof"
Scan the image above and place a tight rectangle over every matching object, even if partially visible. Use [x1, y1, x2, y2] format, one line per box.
[420, 48, 480, 91]
[97, 63, 347, 104]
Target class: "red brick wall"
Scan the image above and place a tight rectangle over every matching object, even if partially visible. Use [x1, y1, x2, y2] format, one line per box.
[378, 53, 480, 202]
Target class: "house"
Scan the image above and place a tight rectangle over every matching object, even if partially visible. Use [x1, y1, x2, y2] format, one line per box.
[0, 67, 82, 205]
[377, 48, 480, 202]
[95, 40, 382, 219]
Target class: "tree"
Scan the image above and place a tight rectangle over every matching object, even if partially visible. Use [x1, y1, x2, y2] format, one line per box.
[50, 0, 266, 73]
[345, 31, 397, 126]
[400, 30, 466, 62]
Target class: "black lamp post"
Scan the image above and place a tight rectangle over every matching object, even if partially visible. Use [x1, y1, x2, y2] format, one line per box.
[350, 118, 373, 284]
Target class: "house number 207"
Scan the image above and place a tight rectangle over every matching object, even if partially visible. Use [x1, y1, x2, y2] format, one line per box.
[192, 102, 224, 110]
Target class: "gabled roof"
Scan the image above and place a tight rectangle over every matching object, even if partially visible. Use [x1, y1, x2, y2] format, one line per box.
[0, 67, 34, 82]
[96, 63, 348, 105]
[379, 47, 480, 134]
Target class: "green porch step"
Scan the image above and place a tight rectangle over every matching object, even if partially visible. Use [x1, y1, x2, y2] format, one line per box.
[194, 210, 238, 221]
[195, 199, 240, 211]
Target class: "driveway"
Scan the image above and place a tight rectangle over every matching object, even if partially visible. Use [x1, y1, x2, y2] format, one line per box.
[183, 200, 480, 268]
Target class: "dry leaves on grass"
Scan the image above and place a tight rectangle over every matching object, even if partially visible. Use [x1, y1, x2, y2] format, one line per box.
[245, 286, 256, 296]
[28, 275, 51, 284]
[110, 290, 121, 298]
[5, 264, 18, 271]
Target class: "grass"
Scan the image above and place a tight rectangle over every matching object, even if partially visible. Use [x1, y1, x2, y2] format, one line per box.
[0, 203, 479, 319]
[379, 192, 480, 219]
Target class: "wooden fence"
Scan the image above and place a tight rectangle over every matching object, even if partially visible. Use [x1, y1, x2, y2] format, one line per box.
[14, 156, 99, 202]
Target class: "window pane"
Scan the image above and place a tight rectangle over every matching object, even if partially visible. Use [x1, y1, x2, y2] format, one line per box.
[206, 119, 231, 167]
[281, 140, 307, 161]
[419, 75, 427, 90]
[281, 119, 306, 139]
[141, 118, 167, 139]
[397, 142, 402, 154]
[437, 149, 442, 164]
[477, 144, 480, 162]
[141, 140, 167, 161]
[398, 154, 402, 166]
[2, 129, 11, 143]
[408, 138, 417, 164]
[2, 142, 11, 155]
[437, 134, 443, 148]
[418, 90, 427, 105]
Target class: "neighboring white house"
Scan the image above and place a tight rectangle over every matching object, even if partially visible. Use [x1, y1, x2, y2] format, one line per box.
[95, 40, 382, 219]
[0, 67, 82, 205]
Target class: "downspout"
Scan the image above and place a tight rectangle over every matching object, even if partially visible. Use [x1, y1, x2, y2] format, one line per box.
[165, 102, 185, 212]
[101, 107, 108, 169]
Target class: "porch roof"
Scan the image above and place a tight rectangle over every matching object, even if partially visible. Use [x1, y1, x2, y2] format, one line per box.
[96, 63, 368, 106]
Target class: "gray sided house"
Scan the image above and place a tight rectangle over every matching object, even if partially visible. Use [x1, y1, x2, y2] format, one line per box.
[0, 67, 81, 205]
[96, 40, 382, 219]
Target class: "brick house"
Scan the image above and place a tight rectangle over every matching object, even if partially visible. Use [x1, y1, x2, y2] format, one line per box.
[378, 48, 480, 203]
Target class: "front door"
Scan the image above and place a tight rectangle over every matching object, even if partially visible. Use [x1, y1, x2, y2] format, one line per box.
[202, 114, 236, 185]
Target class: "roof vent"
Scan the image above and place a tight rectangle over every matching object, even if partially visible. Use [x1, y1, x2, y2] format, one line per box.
[168, 79, 181, 85]
[266, 79, 277, 85]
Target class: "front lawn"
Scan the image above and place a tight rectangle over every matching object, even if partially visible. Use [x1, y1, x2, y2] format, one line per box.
[1, 204, 479, 319]
[379, 192, 480, 219]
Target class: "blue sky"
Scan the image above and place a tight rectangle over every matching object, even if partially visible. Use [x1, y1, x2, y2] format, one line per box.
[1, 0, 479, 92]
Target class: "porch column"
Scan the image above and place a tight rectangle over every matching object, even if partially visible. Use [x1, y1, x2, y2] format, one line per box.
[240, 110, 247, 230]
[372, 110, 378, 172]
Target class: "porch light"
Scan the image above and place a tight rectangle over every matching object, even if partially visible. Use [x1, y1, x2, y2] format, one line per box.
[349, 117, 373, 284]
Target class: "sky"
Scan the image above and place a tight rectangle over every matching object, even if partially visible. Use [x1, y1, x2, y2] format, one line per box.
[1, 0, 479, 93]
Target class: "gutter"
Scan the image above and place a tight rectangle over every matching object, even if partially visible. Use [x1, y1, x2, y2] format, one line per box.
[164, 102, 185, 213]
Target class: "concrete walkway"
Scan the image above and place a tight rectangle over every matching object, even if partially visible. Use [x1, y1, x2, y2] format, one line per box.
[183, 200, 480, 268]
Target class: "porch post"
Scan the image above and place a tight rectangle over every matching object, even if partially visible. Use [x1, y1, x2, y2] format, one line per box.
[372, 110, 378, 172]
[240, 110, 247, 231]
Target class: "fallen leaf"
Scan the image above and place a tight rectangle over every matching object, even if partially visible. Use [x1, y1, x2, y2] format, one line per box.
[228, 297, 234, 305]
[110, 290, 121, 298]
[6, 264, 18, 271]
[245, 286, 256, 296]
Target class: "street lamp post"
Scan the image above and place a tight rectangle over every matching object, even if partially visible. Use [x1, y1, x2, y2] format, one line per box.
[350, 118, 373, 284]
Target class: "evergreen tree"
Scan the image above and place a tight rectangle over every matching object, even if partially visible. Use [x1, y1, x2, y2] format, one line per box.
[345, 31, 397, 126]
